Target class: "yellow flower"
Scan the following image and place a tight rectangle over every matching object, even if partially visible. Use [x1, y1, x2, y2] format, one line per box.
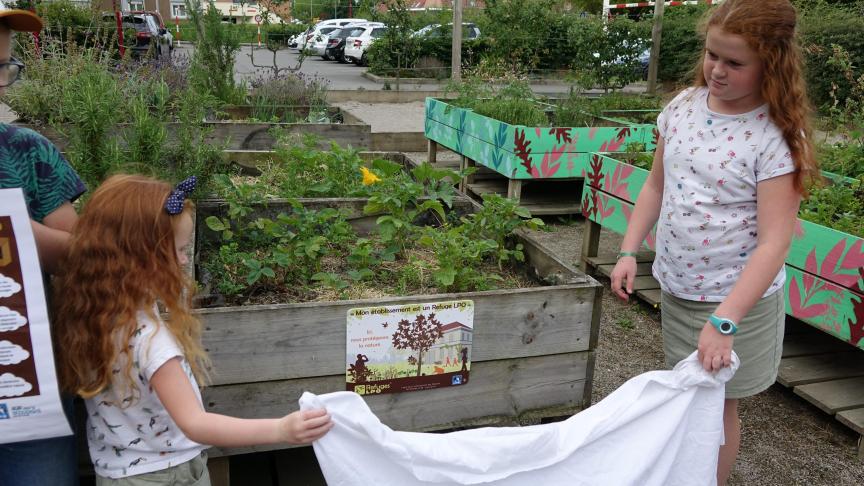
[360, 166, 381, 186]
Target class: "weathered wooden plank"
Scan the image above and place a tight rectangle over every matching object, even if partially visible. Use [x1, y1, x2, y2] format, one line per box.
[199, 285, 598, 386]
[597, 262, 653, 277]
[777, 352, 864, 387]
[14, 122, 373, 152]
[586, 252, 655, 267]
[837, 408, 864, 435]
[636, 289, 662, 308]
[793, 376, 864, 414]
[783, 330, 857, 358]
[203, 351, 593, 457]
[632, 276, 661, 291]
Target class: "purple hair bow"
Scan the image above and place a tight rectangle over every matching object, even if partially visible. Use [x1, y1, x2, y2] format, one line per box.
[164, 176, 197, 215]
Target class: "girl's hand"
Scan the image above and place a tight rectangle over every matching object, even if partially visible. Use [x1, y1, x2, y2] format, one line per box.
[610, 256, 637, 300]
[278, 409, 334, 445]
[697, 322, 734, 372]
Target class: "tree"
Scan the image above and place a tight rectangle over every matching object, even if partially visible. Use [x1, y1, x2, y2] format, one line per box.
[391, 312, 444, 377]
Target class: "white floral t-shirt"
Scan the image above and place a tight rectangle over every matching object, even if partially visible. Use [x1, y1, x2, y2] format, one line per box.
[653, 87, 796, 302]
[85, 309, 207, 479]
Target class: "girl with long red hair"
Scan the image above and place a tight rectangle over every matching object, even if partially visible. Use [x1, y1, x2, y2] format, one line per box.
[54, 175, 332, 484]
[610, 0, 816, 483]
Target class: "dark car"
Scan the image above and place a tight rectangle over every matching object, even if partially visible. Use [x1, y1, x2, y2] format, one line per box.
[324, 26, 365, 63]
[103, 13, 171, 59]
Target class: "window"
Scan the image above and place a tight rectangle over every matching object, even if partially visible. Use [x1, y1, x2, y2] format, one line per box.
[171, 3, 187, 18]
[129, 1, 144, 10]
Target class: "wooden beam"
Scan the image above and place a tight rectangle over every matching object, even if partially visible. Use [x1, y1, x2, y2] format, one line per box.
[777, 352, 864, 387]
[199, 285, 599, 386]
[794, 376, 864, 415]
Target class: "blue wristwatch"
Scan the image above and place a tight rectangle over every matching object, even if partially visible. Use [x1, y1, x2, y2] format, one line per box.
[709, 314, 738, 335]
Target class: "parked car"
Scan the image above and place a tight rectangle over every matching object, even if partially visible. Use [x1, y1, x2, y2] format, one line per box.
[308, 26, 341, 56]
[102, 12, 171, 59]
[131, 10, 173, 51]
[325, 23, 384, 63]
[414, 22, 480, 40]
[297, 18, 368, 51]
[344, 25, 388, 66]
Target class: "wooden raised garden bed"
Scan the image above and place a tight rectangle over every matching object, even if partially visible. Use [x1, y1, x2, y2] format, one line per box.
[12, 105, 371, 152]
[424, 97, 659, 214]
[194, 196, 603, 461]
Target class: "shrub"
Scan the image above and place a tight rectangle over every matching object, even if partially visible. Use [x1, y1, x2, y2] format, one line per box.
[799, 3, 864, 110]
[568, 15, 650, 92]
[656, 4, 710, 84]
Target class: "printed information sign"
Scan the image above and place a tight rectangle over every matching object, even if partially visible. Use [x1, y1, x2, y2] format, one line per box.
[346, 300, 474, 395]
[0, 188, 72, 443]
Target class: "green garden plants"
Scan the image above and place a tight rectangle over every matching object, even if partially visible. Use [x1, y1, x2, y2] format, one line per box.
[201, 162, 543, 305]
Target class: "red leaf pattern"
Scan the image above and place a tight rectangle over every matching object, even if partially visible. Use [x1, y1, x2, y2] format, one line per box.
[788, 277, 829, 319]
[514, 129, 533, 175]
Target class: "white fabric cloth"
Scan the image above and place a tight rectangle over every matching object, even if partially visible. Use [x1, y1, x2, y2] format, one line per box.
[302, 351, 738, 486]
[654, 87, 795, 301]
[85, 309, 207, 479]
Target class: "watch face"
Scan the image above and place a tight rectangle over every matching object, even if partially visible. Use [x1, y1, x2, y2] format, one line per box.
[719, 321, 733, 334]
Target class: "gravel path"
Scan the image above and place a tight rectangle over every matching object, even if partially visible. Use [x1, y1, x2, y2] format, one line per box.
[527, 222, 864, 485]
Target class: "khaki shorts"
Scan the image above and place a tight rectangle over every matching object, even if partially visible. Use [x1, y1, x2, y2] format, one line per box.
[661, 290, 785, 399]
[96, 452, 210, 486]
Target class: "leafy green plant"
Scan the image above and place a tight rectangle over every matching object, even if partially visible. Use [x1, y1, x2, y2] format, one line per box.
[800, 176, 864, 238]
[185, 0, 245, 104]
[364, 162, 473, 253]
[204, 203, 356, 302]
[817, 141, 864, 178]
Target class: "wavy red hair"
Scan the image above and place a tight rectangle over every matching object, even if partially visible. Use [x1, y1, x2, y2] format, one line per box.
[55, 174, 209, 399]
[693, 0, 818, 194]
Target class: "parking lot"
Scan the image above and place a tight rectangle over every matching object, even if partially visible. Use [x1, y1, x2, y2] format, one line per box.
[175, 43, 398, 90]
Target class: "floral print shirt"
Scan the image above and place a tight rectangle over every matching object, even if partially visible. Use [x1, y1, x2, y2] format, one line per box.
[0, 124, 86, 222]
[653, 87, 795, 302]
[85, 309, 207, 478]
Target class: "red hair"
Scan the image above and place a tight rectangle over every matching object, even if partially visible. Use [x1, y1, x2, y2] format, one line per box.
[693, 0, 818, 194]
[55, 174, 209, 399]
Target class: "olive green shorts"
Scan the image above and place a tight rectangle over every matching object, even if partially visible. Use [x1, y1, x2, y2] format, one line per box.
[96, 451, 210, 486]
[661, 290, 785, 399]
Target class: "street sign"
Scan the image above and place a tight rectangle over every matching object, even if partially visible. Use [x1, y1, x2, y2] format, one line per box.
[254, 14, 262, 23]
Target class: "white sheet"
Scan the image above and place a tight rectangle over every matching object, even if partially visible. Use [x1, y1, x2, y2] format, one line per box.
[301, 351, 737, 486]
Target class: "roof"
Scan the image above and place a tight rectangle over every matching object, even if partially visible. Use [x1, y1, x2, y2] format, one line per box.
[440, 321, 472, 333]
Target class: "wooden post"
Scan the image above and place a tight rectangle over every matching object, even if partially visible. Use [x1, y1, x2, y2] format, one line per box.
[506, 179, 522, 201]
[459, 156, 476, 193]
[646, 0, 665, 95]
[451, 0, 463, 83]
[207, 456, 230, 486]
[427, 139, 438, 166]
[581, 218, 601, 273]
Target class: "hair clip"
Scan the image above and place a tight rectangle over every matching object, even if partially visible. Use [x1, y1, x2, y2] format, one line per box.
[164, 176, 197, 215]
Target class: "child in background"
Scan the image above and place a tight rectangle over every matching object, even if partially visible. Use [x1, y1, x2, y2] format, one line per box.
[54, 175, 332, 484]
[609, 0, 817, 483]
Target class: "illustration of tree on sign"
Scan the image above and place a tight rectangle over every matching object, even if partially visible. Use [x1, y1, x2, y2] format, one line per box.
[391, 312, 444, 377]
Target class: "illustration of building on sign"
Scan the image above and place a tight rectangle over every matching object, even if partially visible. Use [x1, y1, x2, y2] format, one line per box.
[428, 321, 472, 366]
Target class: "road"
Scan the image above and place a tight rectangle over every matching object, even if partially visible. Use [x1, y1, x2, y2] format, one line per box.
[175, 44, 419, 91]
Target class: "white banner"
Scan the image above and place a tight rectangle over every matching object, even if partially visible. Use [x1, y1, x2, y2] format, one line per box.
[0, 188, 72, 443]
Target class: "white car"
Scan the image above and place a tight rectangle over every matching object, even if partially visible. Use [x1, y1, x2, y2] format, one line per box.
[297, 18, 368, 51]
[344, 25, 388, 66]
